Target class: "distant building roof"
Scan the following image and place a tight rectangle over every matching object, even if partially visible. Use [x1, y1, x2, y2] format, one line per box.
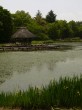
[12, 27, 36, 39]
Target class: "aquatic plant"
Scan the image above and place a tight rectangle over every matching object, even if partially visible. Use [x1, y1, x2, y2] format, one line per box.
[0, 75, 82, 109]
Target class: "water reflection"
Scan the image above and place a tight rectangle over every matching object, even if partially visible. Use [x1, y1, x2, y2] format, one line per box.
[0, 43, 82, 92]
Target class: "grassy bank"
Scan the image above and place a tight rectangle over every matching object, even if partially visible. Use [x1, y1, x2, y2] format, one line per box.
[0, 38, 82, 47]
[0, 76, 82, 109]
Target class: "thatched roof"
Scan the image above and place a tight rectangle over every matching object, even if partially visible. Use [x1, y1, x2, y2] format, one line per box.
[12, 27, 36, 39]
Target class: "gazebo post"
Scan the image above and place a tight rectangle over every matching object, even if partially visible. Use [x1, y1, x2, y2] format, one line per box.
[28, 38, 32, 45]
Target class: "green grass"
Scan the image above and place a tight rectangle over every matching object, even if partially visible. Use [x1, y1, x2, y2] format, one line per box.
[0, 75, 82, 109]
[32, 38, 82, 45]
[0, 38, 82, 47]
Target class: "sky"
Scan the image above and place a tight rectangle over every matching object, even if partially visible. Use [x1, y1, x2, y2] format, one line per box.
[0, 0, 82, 21]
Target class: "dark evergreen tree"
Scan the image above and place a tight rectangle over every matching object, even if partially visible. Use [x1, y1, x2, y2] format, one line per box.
[46, 10, 56, 23]
[0, 6, 13, 42]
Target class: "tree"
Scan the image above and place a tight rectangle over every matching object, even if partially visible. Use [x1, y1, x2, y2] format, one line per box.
[78, 25, 82, 38]
[27, 19, 48, 40]
[46, 10, 56, 23]
[35, 10, 46, 26]
[0, 6, 13, 42]
[68, 21, 79, 37]
[57, 20, 72, 39]
[12, 10, 31, 28]
[48, 20, 73, 40]
[48, 22, 59, 40]
[36, 10, 42, 18]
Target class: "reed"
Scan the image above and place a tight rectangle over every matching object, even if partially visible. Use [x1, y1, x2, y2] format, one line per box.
[0, 75, 82, 109]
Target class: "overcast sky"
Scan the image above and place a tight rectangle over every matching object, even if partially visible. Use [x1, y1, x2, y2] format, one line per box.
[0, 0, 82, 21]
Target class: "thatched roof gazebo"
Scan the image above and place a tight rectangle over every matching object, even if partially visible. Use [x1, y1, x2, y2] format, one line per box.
[11, 27, 36, 45]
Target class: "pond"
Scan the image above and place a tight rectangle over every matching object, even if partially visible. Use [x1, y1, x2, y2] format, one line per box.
[0, 42, 82, 92]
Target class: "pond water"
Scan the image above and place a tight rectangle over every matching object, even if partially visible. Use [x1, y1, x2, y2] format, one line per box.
[0, 43, 82, 92]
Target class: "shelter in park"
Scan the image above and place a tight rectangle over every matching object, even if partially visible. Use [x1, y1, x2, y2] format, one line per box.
[11, 27, 36, 44]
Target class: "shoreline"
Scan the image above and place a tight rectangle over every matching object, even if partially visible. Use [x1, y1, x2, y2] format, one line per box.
[0, 44, 72, 52]
[0, 108, 82, 110]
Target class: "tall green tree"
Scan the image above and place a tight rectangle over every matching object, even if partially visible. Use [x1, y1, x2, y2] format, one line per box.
[12, 10, 31, 28]
[27, 19, 48, 40]
[57, 20, 72, 39]
[0, 6, 13, 42]
[48, 22, 59, 40]
[68, 21, 79, 37]
[35, 10, 46, 26]
[46, 10, 56, 23]
[78, 25, 82, 38]
[35, 10, 42, 18]
[48, 20, 72, 40]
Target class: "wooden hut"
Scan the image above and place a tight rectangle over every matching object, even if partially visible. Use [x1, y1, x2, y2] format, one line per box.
[11, 27, 36, 45]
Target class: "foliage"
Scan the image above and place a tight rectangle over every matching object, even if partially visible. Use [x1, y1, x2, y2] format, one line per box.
[77, 22, 82, 38]
[0, 6, 13, 42]
[1, 76, 82, 109]
[57, 20, 72, 39]
[46, 10, 56, 23]
[34, 10, 46, 25]
[68, 20, 79, 37]
[48, 22, 59, 40]
[0, 6, 82, 42]
[12, 10, 32, 33]
[48, 20, 72, 40]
